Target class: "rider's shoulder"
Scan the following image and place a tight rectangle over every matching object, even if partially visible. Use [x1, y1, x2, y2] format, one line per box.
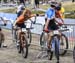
[46, 8, 53, 12]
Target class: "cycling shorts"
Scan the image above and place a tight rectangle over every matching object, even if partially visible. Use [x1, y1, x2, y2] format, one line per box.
[48, 19, 59, 30]
[16, 23, 26, 28]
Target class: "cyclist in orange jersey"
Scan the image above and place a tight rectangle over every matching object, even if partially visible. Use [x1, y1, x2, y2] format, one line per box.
[13, 9, 36, 44]
[13, 9, 35, 27]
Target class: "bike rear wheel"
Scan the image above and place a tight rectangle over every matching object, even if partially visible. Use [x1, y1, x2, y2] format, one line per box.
[59, 33, 68, 56]
[20, 32, 28, 58]
[47, 50, 53, 60]
[26, 29, 32, 47]
[40, 32, 47, 50]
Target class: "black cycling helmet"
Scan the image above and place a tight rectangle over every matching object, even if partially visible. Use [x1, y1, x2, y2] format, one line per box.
[55, 2, 62, 10]
[50, 2, 57, 7]
[55, 6, 61, 10]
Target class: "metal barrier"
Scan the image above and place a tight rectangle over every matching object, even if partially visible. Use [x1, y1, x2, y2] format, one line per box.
[62, 24, 75, 51]
[30, 23, 75, 52]
[0, 14, 75, 51]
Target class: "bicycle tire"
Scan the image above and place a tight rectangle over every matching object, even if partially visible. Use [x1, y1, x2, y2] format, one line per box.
[18, 43, 21, 53]
[54, 35, 59, 62]
[40, 31, 54, 60]
[47, 50, 53, 60]
[40, 32, 47, 50]
[59, 33, 68, 56]
[40, 25, 46, 47]
[26, 29, 32, 47]
[20, 32, 28, 58]
[40, 32, 44, 46]
[48, 35, 60, 61]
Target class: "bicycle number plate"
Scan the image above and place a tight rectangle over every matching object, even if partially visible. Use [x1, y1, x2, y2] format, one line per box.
[53, 30, 59, 34]
[22, 28, 27, 32]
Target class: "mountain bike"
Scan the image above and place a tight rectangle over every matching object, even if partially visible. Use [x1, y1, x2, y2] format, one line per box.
[13, 18, 36, 58]
[40, 24, 69, 63]
[13, 26, 28, 58]
[40, 25, 68, 56]
[13, 16, 37, 47]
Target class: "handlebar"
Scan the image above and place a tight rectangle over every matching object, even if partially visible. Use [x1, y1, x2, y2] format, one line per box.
[43, 24, 69, 33]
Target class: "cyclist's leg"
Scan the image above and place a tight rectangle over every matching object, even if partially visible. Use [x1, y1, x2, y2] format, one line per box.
[47, 23, 54, 49]
[47, 31, 54, 48]
[16, 23, 26, 40]
[15, 23, 23, 46]
[16, 23, 26, 53]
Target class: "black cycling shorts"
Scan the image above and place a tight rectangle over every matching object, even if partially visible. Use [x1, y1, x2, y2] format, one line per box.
[48, 19, 59, 30]
[16, 23, 26, 28]
[35, 0, 39, 5]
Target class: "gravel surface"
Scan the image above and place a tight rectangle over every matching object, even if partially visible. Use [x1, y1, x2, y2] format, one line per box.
[0, 29, 74, 63]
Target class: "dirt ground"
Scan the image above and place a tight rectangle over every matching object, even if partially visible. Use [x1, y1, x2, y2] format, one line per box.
[0, 29, 74, 63]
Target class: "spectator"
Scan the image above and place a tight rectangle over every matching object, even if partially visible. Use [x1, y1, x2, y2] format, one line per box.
[35, 0, 39, 8]
[19, 0, 25, 6]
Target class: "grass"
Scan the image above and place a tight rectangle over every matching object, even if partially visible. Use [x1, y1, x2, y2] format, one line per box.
[0, 2, 75, 18]
[0, 8, 17, 13]
[63, 2, 75, 12]
[63, 2, 75, 18]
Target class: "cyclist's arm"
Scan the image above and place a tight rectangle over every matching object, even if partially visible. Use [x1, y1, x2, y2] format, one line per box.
[59, 13, 64, 23]
[13, 20, 17, 26]
[30, 14, 36, 17]
[56, 12, 64, 24]
[44, 18, 50, 29]
[30, 13, 45, 17]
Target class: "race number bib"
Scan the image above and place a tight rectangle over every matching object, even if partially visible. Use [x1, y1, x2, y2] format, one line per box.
[22, 28, 27, 32]
[53, 30, 59, 34]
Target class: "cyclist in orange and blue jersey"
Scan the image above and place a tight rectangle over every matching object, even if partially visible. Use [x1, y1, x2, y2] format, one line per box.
[55, 2, 65, 23]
